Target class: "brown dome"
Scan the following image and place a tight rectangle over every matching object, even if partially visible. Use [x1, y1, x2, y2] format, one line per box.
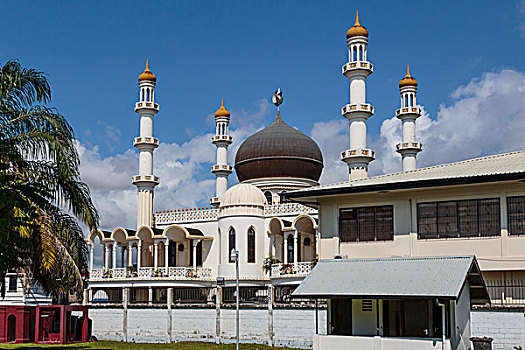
[138, 58, 156, 82]
[234, 112, 323, 182]
[346, 10, 369, 38]
[399, 64, 418, 88]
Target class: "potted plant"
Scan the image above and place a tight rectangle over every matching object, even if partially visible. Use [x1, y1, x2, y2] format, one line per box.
[187, 269, 195, 278]
[154, 269, 163, 277]
[280, 263, 294, 274]
[126, 265, 137, 277]
[103, 270, 112, 278]
[262, 256, 280, 275]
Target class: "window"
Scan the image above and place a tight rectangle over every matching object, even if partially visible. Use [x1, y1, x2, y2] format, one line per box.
[228, 228, 236, 263]
[339, 206, 393, 242]
[8, 276, 16, 292]
[508, 196, 525, 235]
[287, 234, 294, 263]
[417, 198, 500, 239]
[247, 227, 256, 263]
[264, 191, 273, 204]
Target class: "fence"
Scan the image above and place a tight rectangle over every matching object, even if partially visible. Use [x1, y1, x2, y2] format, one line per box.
[486, 280, 525, 306]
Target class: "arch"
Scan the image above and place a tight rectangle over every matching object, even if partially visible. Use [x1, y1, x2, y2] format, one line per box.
[7, 314, 16, 342]
[228, 226, 236, 263]
[292, 214, 317, 232]
[162, 224, 192, 241]
[93, 289, 109, 302]
[87, 229, 104, 243]
[247, 226, 256, 263]
[269, 217, 285, 236]
[136, 226, 154, 243]
[111, 227, 128, 244]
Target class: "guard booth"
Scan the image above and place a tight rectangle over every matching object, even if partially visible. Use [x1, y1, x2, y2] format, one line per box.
[292, 256, 490, 350]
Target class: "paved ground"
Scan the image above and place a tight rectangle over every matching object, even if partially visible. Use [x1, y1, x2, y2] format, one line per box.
[0, 341, 301, 350]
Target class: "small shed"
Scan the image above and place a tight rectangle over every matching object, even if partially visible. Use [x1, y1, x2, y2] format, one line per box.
[292, 255, 489, 350]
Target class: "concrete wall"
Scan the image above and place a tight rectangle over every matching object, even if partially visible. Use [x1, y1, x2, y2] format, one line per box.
[89, 306, 327, 348]
[313, 335, 451, 350]
[89, 307, 525, 349]
[471, 310, 525, 350]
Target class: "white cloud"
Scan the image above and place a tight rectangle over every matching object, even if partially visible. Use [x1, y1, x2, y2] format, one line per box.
[81, 69, 525, 232]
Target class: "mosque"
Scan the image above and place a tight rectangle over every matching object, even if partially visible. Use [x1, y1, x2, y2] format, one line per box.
[84, 11, 427, 304]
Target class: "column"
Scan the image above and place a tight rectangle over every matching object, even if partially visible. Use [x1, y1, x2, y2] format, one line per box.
[137, 242, 142, 268]
[154, 241, 159, 270]
[104, 245, 109, 271]
[112, 245, 117, 270]
[89, 244, 94, 273]
[128, 243, 133, 267]
[148, 287, 153, 305]
[294, 231, 299, 264]
[165, 240, 169, 275]
[283, 236, 287, 264]
[268, 285, 275, 346]
[215, 287, 222, 344]
[192, 240, 197, 271]
[121, 247, 126, 268]
[167, 287, 173, 343]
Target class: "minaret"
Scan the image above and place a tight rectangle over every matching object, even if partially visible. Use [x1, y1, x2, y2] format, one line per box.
[396, 65, 422, 171]
[340, 10, 375, 181]
[210, 99, 233, 207]
[132, 59, 160, 228]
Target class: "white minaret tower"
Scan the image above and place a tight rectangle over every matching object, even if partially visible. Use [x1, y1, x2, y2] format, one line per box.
[341, 11, 375, 181]
[210, 99, 233, 207]
[396, 65, 422, 171]
[132, 59, 160, 228]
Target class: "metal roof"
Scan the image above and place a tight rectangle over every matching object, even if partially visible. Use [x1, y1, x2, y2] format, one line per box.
[292, 256, 489, 304]
[284, 150, 525, 200]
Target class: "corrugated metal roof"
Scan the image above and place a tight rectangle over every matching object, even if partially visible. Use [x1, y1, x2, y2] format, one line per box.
[285, 150, 525, 198]
[292, 256, 489, 303]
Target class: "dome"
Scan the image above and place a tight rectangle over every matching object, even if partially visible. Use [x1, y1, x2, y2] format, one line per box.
[215, 98, 230, 118]
[222, 183, 266, 207]
[138, 59, 157, 82]
[219, 183, 266, 217]
[346, 10, 369, 38]
[399, 64, 418, 88]
[234, 112, 324, 182]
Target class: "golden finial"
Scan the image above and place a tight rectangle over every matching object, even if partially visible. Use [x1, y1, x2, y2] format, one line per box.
[215, 98, 230, 117]
[138, 58, 156, 82]
[399, 64, 418, 88]
[347, 10, 368, 38]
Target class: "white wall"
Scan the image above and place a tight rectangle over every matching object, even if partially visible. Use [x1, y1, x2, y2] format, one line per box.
[471, 310, 525, 350]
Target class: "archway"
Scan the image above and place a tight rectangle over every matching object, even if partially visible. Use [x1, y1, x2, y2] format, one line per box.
[7, 314, 16, 342]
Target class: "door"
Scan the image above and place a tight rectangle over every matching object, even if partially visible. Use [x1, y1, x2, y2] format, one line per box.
[403, 300, 429, 337]
[168, 244, 177, 267]
[7, 315, 16, 342]
[330, 299, 352, 336]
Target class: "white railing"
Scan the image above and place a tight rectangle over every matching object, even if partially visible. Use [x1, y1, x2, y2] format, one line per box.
[89, 267, 213, 281]
[90, 268, 104, 280]
[155, 208, 219, 223]
[112, 268, 127, 279]
[270, 262, 315, 278]
[264, 203, 317, 216]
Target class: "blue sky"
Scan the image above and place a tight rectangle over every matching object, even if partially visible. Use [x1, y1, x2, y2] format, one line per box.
[3, 0, 524, 155]
[3, 1, 525, 229]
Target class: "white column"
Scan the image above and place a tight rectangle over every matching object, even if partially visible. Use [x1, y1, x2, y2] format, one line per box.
[112, 245, 117, 270]
[294, 231, 299, 265]
[154, 241, 159, 270]
[89, 244, 94, 273]
[121, 247, 126, 268]
[104, 245, 109, 271]
[165, 240, 169, 274]
[283, 235, 288, 264]
[128, 243, 133, 267]
[192, 240, 197, 271]
[137, 241, 142, 268]
[148, 287, 153, 305]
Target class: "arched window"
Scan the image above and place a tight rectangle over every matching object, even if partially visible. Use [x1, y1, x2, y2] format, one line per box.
[287, 234, 294, 263]
[404, 95, 408, 107]
[264, 191, 273, 204]
[146, 89, 150, 102]
[228, 228, 236, 263]
[247, 227, 256, 263]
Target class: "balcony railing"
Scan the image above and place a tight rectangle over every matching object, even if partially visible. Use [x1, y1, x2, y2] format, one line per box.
[89, 267, 213, 281]
[270, 262, 315, 278]
[486, 279, 525, 306]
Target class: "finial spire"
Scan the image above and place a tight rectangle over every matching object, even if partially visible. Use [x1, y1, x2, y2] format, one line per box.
[145, 58, 150, 71]
[406, 64, 411, 77]
[272, 88, 283, 111]
[355, 10, 360, 26]
[221, 98, 224, 108]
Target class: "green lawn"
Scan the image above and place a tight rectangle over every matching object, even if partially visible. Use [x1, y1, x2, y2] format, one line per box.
[0, 341, 302, 350]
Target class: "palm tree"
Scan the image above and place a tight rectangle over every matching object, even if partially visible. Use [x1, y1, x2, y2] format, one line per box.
[0, 60, 99, 299]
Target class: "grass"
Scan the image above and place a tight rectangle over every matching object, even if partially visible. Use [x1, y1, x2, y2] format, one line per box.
[0, 341, 302, 350]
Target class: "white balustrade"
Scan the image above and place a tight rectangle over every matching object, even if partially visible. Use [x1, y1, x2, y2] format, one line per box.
[112, 268, 126, 279]
[90, 268, 104, 280]
[138, 267, 154, 278]
[270, 262, 315, 278]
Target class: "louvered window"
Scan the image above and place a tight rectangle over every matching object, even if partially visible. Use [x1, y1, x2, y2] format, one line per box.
[339, 206, 393, 242]
[417, 198, 500, 239]
[508, 196, 525, 235]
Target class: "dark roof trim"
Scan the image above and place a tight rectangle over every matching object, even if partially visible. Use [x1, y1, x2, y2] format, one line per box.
[284, 173, 525, 201]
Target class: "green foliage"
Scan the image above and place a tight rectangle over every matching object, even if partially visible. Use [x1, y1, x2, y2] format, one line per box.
[262, 255, 280, 274]
[0, 60, 99, 299]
